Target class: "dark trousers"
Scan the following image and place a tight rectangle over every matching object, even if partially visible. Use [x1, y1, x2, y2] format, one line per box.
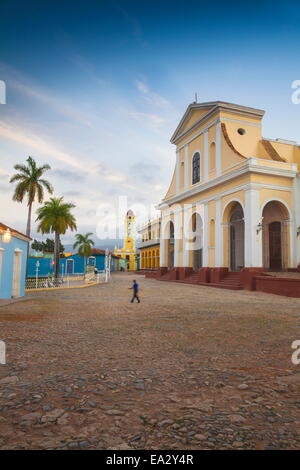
[131, 292, 140, 303]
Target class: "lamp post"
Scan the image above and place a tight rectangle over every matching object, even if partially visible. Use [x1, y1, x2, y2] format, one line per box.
[35, 260, 40, 288]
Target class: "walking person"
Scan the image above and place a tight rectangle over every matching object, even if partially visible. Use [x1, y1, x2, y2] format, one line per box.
[129, 279, 140, 303]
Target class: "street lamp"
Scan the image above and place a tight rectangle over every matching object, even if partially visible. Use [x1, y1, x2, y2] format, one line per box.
[1, 228, 12, 243]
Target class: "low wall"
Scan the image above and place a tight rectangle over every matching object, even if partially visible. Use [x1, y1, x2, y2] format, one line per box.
[255, 276, 300, 298]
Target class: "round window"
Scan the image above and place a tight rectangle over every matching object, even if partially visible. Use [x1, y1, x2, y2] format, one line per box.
[237, 128, 246, 135]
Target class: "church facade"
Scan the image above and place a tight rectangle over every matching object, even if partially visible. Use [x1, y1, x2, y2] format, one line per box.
[158, 101, 300, 275]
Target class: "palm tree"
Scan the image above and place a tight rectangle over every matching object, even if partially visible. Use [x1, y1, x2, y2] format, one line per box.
[10, 156, 53, 238]
[73, 233, 95, 274]
[36, 197, 77, 278]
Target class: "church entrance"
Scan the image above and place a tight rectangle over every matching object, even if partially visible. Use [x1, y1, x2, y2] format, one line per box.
[269, 222, 282, 270]
[229, 203, 245, 271]
[262, 201, 289, 271]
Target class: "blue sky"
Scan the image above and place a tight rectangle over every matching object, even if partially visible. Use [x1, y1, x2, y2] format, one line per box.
[0, 0, 300, 245]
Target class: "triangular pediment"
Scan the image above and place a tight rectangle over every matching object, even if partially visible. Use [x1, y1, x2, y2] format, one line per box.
[170, 102, 218, 144]
[171, 101, 265, 145]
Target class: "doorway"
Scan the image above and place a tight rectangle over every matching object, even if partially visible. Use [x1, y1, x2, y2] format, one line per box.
[229, 203, 245, 271]
[269, 221, 282, 270]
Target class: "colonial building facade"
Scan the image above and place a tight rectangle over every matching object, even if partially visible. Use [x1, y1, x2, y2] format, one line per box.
[138, 218, 160, 269]
[158, 101, 300, 275]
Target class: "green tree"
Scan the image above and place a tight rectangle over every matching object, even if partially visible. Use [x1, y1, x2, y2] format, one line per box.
[36, 197, 77, 278]
[73, 233, 94, 273]
[43, 237, 65, 254]
[10, 156, 53, 238]
[31, 239, 44, 253]
[31, 238, 64, 255]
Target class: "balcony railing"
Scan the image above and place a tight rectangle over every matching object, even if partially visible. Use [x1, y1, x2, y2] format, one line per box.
[137, 238, 160, 249]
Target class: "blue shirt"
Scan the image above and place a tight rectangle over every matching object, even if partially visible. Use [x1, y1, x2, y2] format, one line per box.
[133, 282, 138, 293]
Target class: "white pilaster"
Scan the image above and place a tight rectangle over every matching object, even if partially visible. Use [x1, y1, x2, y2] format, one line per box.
[292, 176, 300, 267]
[202, 203, 209, 266]
[184, 145, 189, 191]
[175, 150, 180, 195]
[215, 121, 222, 177]
[160, 222, 166, 267]
[244, 189, 263, 267]
[204, 131, 209, 181]
[215, 198, 223, 267]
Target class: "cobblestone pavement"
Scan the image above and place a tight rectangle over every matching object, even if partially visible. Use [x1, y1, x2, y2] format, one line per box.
[1, 272, 300, 450]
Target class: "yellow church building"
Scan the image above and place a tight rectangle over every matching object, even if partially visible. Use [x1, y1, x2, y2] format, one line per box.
[114, 210, 136, 271]
[156, 100, 300, 290]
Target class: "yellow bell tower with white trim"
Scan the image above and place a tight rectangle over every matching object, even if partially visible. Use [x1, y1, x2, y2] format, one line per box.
[114, 210, 136, 271]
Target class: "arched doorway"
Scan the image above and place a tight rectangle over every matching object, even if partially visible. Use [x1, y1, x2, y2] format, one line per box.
[229, 203, 245, 271]
[191, 212, 203, 271]
[168, 221, 174, 269]
[262, 201, 290, 270]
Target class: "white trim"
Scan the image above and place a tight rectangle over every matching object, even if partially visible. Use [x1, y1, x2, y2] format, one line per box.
[191, 150, 201, 185]
[204, 131, 209, 181]
[176, 118, 218, 151]
[222, 198, 245, 218]
[244, 189, 262, 267]
[215, 199, 223, 267]
[171, 101, 264, 145]
[184, 144, 189, 191]
[215, 122, 221, 177]
[221, 116, 261, 128]
[175, 150, 180, 195]
[260, 198, 293, 269]
[260, 197, 292, 220]
[202, 203, 209, 266]
[293, 176, 300, 266]
[159, 158, 297, 208]
[0, 248, 4, 290]
[66, 258, 75, 274]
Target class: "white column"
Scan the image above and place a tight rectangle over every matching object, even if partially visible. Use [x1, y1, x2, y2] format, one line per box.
[0, 248, 4, 288]
[184, 145, 189, 191]
[160, 220, 167, 267]
[175, 150, 180, 195]
[182, 206, 192, 267]
[202, 203, 209, 266]
[215, 198, 223, 267]
[174, 238, 179, 267]
[204, 131, 209, 181]
[215, 121, 222, 177]
[292, 176, 300, 267]
[244, 189, 263, 267]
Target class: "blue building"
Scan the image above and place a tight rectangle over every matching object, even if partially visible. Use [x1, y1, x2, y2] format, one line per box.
[0, 222, 30, 299]
[28, 248, 122, 277]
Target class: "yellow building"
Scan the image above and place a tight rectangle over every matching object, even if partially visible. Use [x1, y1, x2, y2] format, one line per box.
[138, 218, 161, 269]
[158, 100, 300, 275]
[114, 210, 136, 271]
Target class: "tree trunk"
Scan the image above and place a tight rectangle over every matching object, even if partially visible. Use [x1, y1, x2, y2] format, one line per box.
[26, 202, 32, 238]
[25, 201, 32, 279]
[54, 231, 60, 279]
[84, 255, 86, 277]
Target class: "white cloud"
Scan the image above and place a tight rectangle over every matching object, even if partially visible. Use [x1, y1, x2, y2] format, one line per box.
[135, 80, 170, 108]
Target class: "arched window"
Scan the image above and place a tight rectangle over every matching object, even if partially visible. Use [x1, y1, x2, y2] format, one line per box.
[192, 152, 200, 184]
